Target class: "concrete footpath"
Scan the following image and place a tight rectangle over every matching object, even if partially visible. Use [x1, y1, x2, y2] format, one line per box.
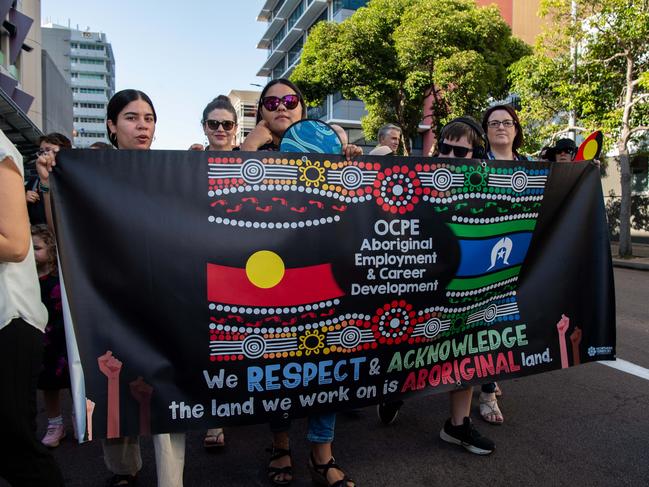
[611, 242, 649, 271]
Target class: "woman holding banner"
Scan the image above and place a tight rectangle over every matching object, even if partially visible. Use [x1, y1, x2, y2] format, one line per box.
[0, 130, 65, 486]
[243, 78, 357, 487]
[478, 104, 528, 425]
[197, 94, 240, 450]
[37, 89, 185, 487]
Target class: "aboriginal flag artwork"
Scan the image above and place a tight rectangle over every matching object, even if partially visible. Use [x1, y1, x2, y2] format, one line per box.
[51, 149, 615, 440]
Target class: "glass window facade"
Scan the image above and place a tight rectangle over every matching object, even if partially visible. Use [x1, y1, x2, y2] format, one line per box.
[332, 0, 368, 15]
[287, 36, 304, 66]
[272, 57, 286, 79]
[288, 3, 304, 30]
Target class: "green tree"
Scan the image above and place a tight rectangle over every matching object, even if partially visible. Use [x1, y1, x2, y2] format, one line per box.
[291, 0, 530, 153]
[510, 0, 649, 256]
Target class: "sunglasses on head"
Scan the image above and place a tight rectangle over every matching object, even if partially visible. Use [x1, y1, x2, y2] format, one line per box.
[205, 119, 235, 131]
[438, 142, 473, 158]
[261, 94, 300, 112]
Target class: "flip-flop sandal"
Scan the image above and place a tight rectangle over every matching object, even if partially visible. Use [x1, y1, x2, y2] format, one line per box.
[267, 446, 293, 486]
[479, 392, 504, 425]
[203, 428, 225, 450]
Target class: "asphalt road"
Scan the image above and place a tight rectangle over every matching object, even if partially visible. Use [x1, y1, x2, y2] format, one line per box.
[2, 268, 647, 487]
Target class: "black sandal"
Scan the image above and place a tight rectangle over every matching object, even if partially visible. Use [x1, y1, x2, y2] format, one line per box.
[106, 474, 137, 486]
[308, 453, 356, 487]
[266, 445, 293, 486]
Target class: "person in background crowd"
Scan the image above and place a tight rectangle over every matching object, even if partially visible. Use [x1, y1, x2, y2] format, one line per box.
[89, 141, 113, 150]
[376, 118, 495, 455]
[32, 224, 72, 449]
[25, 133, 72, 225]
[479, 103, 529, 425]
[369, 123, 401, 155]
[538, 145, 552, 162]
[242, 78, 359, 487]
[189, 143, 204, 151]
[549, 138, 577, 163]
[0, 129, 64, 485]
[38, 89, 186, 487]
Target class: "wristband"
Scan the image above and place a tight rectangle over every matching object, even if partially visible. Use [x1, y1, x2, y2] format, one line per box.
[38, 182, 50, 193]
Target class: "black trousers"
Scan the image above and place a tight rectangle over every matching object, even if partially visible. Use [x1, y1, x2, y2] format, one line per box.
[0, 318, 64, 486]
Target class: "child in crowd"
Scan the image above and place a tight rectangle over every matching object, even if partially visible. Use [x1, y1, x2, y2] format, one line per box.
[32, 224, 71, 447]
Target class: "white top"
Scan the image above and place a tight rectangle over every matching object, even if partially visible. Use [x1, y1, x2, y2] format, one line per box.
[0, 129, 47, 332]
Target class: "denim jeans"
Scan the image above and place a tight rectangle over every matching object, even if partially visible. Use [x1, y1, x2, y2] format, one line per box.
[270, 413, 336, 443]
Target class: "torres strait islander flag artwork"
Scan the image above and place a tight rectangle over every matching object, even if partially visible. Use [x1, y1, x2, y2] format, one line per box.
[51, 143, 614, 440]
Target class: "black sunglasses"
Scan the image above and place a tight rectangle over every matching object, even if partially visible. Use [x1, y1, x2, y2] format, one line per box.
[438, 142, 473, 158]
[556, 148, 576, 155]
[261, 94, 300, 112]
[205, 119, 235, 131]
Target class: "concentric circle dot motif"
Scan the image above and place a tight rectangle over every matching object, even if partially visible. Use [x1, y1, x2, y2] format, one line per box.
[340, 166, 363, 190]
[483, 304, 498, 322]
[242, 335, 266, 359]
[431, 168, 453, 191]
[423, 318, 442, 338]
[241, 159, 266, 184]
[340, 326, 362, 348]
[510, 171, 529, 192]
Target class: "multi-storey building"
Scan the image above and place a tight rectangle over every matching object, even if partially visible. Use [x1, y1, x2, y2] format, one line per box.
[0, 0, 44, 158]
[256, 1, 372, 150]
[227, 89, 260, 146]
[42, 24, 115, 148]
[256, 0, 543, 153]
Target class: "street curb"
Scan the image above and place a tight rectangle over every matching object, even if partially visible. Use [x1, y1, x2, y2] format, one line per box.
[612, 259, 649, 271]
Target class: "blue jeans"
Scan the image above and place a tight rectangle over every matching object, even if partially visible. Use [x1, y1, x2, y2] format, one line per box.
[270, 413, 336, 443]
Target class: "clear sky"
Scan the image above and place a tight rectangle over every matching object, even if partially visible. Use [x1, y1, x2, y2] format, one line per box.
[42, 1, 268, 149]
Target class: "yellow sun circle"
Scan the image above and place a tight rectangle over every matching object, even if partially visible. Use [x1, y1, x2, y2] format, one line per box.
[583, 140, 598, 160]
[245, 250, 285, 289]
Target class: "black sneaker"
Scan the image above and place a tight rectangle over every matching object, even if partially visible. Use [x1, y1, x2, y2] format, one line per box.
[439, 417, 495, 455]
[376, 400, 403, 425]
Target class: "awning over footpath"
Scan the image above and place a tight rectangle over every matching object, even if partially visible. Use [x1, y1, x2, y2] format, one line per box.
[0, 86, 42, 162]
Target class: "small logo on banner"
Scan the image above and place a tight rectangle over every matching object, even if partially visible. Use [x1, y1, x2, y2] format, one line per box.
[587, 346, 613, 357]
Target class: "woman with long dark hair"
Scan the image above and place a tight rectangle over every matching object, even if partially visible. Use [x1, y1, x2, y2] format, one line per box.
[243, 78, 357, 487]
[38, 89, 186, 487]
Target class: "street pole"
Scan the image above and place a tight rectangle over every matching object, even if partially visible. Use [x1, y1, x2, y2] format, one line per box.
[568, 0, 578, 141]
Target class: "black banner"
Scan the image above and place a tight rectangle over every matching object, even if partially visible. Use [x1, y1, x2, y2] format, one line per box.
[51, 150, 615, 439]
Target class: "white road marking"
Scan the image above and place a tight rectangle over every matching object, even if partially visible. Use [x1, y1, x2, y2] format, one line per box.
[599, 358, 649, 381]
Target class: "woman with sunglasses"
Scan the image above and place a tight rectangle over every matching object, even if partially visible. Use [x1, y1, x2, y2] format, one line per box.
[202, 95, 239, 152]
[37, 89, 186, 487]
[197, 95, 238, 451]
[242, 78, 357, 487]
[242, 79, 361, 161]
[478, 104, 528, 426]
[436, 118, 496, 454]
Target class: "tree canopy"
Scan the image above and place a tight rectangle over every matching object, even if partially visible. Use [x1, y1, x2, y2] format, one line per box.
[509, 0, 649, 255]
[290, 0, 530, 151]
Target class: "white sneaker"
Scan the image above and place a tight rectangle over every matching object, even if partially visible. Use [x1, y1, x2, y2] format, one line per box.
[42, 424, 66, 448]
